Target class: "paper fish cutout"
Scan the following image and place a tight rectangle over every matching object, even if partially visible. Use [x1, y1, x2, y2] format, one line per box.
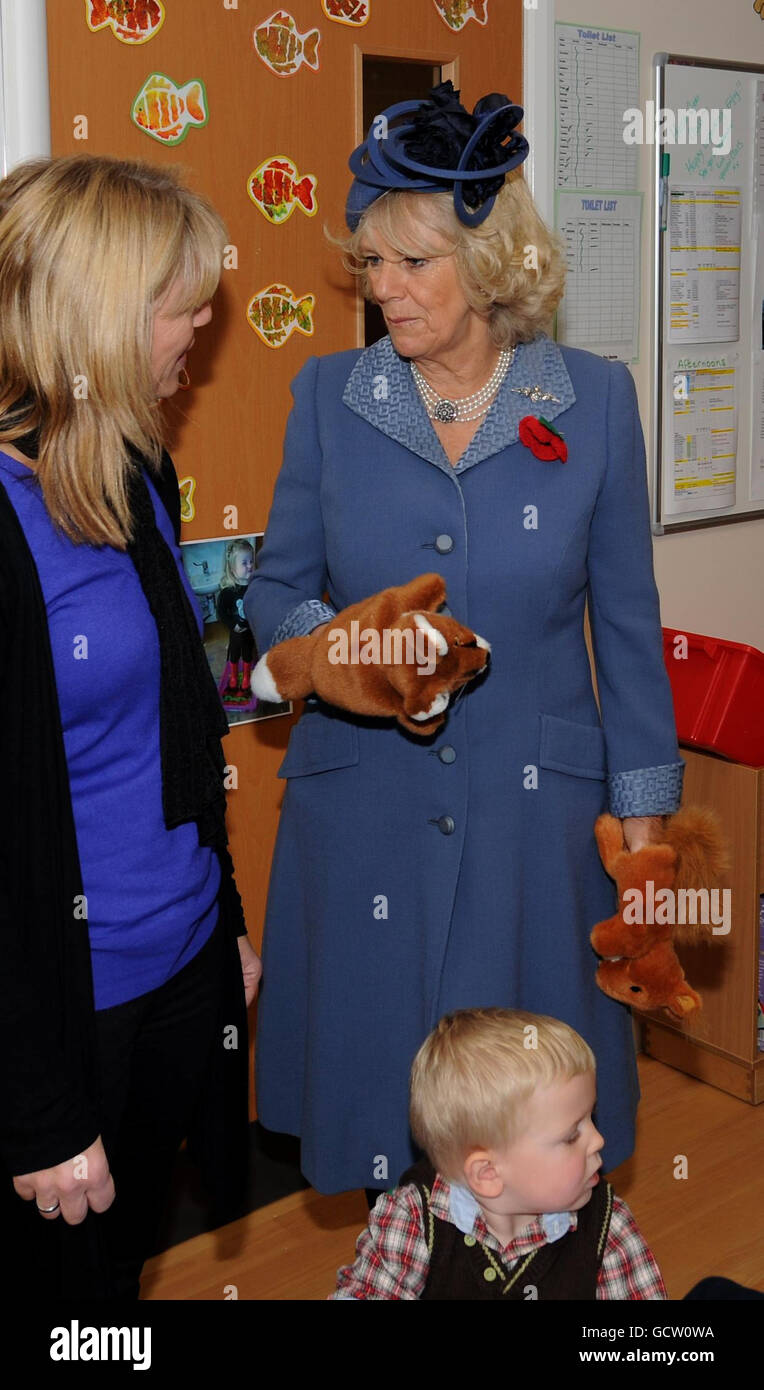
[247, 156, 318, 225]
[432, 0, 488, 30]
[247, 284, 315, 348]
[321, 0, 370, 24]
[254, 10, 321, 77]
[178, 476, 196, 523]
[132, 73, 209, 146]
[85, 0, 165, 44]
[755, 0, 764, 16]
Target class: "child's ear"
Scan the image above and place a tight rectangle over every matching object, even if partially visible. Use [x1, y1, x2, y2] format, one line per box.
[463, 1150, 503, 1198]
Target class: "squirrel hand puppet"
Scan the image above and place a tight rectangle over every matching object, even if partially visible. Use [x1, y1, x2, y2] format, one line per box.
[251, 573, 490, 735]
[590, 807, 729, 1020]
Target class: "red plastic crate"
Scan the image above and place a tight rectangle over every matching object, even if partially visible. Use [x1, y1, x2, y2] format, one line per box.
[662, 627, 764, 767]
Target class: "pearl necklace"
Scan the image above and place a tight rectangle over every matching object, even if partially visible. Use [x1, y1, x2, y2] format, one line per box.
[411, 346, 516, 424]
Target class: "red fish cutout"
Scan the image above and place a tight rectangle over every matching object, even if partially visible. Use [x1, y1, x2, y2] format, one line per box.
[248, 157, 317, 224]
[85, 0, 165, 44]
[322, 0, 370, 24]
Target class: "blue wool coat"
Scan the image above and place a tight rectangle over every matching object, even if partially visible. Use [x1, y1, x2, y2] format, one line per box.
[244, 333, 684, 1195]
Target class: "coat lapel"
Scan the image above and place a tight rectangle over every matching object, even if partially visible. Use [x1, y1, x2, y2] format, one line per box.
[342, 333, 577, 475]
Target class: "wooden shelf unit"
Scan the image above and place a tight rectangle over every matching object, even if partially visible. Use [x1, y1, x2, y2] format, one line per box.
[640, 746, 764, 1103]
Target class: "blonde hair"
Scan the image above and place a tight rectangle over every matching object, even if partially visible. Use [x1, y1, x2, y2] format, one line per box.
[0, 155, 227, 547]
[409, 1008, 595, 1181]
[335, 175, 566, 347]
[220, 538, 255, 589]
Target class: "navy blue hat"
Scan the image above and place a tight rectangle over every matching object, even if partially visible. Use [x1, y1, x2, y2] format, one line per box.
[346, 80, 529, 232]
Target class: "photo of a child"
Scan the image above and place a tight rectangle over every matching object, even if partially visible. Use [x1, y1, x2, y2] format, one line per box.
[217, 539, 256, 703]
[181, 533, 291, 726]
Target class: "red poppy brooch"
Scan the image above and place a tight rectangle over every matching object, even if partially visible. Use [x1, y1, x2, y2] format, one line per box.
[518, 415, 568, 463]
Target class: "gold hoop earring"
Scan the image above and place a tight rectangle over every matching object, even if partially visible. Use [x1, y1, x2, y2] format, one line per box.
[178, 367, 191, 390]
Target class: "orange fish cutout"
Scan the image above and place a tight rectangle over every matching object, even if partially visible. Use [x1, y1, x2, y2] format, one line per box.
[247, 156, 318, 225]
[432, 0, 488, 30]
[254, 10, 321, 77]
[321, 0, 370, 25]
[247, 284, 315, 348]
[85, 0, 165, 44]
[178, 477, 196, 523]
[132, 73, 208, 145]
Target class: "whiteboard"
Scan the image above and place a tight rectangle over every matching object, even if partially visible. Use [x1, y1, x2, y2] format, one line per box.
[652, 53, 764, 533]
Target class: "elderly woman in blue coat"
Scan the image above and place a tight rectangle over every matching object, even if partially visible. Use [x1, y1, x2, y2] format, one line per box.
[244, 84, 684, 1202]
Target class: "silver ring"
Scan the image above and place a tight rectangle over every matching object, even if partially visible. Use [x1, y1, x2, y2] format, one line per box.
[36, 1200, 60, 1214]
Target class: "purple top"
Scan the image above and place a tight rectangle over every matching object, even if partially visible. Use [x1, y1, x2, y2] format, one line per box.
[0, 449, 220, 1009]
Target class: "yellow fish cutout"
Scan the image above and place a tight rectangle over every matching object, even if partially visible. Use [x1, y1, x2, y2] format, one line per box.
[178, 477, 196, 523]
[254, 10, 321, 77]
[85, 0, 165, 44]
[432, 0, 489, 30]
[132, 73, 208, 146]
[247, 284, 315, 348]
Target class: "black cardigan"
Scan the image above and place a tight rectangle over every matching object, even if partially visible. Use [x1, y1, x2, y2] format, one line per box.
[0, 452, 249, 1220]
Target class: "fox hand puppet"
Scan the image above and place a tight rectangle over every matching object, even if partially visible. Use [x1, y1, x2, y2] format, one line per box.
[590, 807, 729, 1019]
[251, 573, 490, 735]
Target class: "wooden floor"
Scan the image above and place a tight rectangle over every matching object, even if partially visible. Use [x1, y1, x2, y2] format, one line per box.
[141, 1054, 764, 1300]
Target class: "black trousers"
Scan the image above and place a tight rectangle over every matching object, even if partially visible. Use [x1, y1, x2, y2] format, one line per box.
[227, 630, 255, 665]
[2, 915, 227, 1300]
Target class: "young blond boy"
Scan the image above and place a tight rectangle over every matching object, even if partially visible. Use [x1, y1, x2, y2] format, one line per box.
[331, 1008, 666, 1300]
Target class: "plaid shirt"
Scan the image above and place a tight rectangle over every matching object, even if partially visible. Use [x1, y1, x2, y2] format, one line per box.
[330, 1173, 668, 1300]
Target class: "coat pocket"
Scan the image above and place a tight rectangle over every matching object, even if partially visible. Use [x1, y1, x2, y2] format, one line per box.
[538, 712, 607, 780]
[277, 702, 360, 779]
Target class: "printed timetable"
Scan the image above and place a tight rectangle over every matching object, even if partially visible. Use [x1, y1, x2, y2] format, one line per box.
[555, 191, 642, 361]
[555, 24, 640, 190]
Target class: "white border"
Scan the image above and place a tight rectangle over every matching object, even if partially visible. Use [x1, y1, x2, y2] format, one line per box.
[0, 0, 50, 176]
[522, 0, 554, 228]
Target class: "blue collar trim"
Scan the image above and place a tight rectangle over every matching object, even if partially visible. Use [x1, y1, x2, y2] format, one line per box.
[341, 333, 576, 475]
[448, 1179, 573, 1243]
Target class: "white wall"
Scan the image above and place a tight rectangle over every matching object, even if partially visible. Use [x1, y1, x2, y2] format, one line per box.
[551, 0, 764, 648]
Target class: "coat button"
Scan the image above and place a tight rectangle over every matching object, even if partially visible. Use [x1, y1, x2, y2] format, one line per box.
[438, 745, 456, 764]
[435, 533, 454, 553]
[483, 1267, 498, 1282]
[437, 815, 455, 835]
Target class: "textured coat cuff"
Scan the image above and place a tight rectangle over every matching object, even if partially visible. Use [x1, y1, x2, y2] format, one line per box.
[269, 599, 338, 648]
[607, 761, 685, 817]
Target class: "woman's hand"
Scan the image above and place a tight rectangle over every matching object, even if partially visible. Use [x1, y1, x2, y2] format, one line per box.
[13, 1135, 115, 1225]
[238, 935, 262, 1006]
[622, 815, 665, 853]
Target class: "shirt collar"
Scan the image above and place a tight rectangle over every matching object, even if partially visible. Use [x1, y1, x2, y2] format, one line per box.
[433, 1174, 576, 1251]
[341, 332, 576, 476]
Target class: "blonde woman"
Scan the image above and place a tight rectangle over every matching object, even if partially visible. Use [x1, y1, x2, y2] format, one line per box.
[0, 155, 260, 1299]
[245, 84, 684, 1208]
